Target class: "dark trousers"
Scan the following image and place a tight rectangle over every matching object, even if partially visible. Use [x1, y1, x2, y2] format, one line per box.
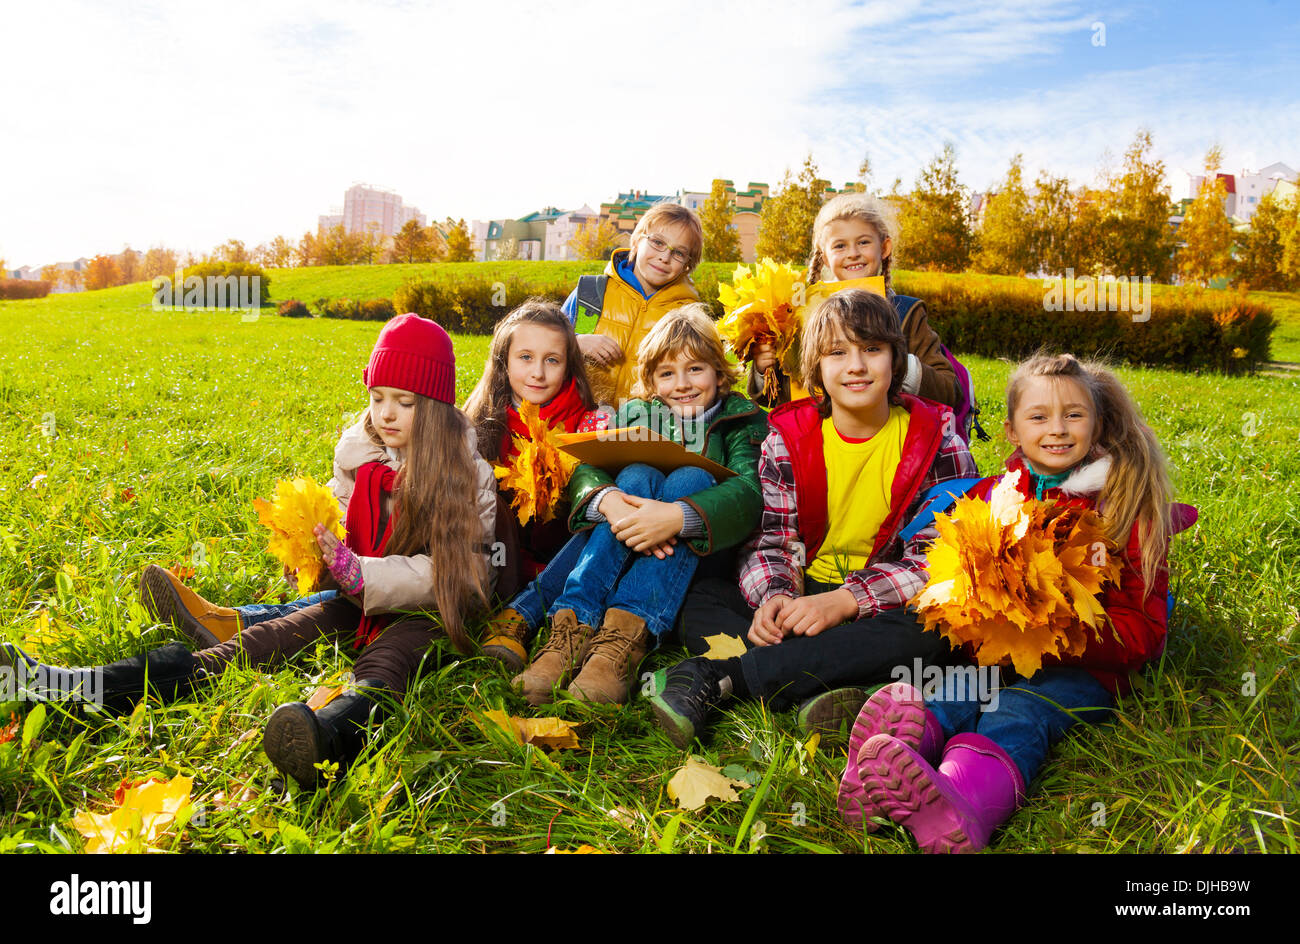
[196, 596, 441, 695]
[676, 578, 956, 709]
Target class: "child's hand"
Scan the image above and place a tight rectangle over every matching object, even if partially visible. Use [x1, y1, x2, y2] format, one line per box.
[314, 525, 363, 595]
[775, 588, 858, 638]
[611, 495, 684, 553]
[577, 333, 622, 367]
[753, 341, 777, 373]
[749, 595, 794, 646]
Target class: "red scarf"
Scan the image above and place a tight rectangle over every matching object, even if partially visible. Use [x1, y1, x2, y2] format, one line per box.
[346, 461, 397, 649]
[500, 377, 594, 460]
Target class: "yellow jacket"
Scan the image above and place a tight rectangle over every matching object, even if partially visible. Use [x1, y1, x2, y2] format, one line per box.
[588, 248, 699, 404]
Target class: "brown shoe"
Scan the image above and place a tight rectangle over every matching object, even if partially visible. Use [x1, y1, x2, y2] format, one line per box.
[511, 609, 593, 707]
[139, 564, 241, 649]
[481, 608, 532, 673]
[568, 608, 650, 705]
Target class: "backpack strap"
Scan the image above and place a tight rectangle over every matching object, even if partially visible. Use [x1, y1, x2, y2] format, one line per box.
[574, 275, 608, 334]
[891, 294, 921, 327]
[897, 477, 984, 543]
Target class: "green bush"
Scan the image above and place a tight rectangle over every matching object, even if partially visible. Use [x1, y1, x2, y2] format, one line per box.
[894, 273, 1274, 373]
[393, 276, 567, 333]
[310, 297, 396, 321]
[180, 261, 271, 306]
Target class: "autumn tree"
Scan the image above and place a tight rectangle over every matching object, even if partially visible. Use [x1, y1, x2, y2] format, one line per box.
[567, 219, 623, 261]
[258, 236, 295, 269]
[218, 239, 251, 264]
[116, 248, 141, 284]
[495, 237, 520, 261]
[972, 154, 1035, 275]
[83, 255, 122, 291]
[61, 268, 83, 290]
[1177, 146, 1234, 286]
[900, 142, 972, 272]
[755, 155, 828, 265]
[699, 179, 741, 262]
[144, 246, 178, 279]
[1095, 130, 1175, 280]
[295, 230, 320, 267]
[391, 219, 437, 263]
[1027, 172, 1078, 275]
[441, 219, 474, 262]
[40, 264, 61, 283]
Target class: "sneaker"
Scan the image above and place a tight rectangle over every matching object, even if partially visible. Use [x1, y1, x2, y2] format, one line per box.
[647, 657, 725, 749]
[796, 687, 870, 739]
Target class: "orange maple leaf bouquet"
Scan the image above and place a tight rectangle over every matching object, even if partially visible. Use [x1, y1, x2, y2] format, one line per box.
[494, 400, 580, 526]
[252, 476, 346, 593]
[910, 470, 1122, 677]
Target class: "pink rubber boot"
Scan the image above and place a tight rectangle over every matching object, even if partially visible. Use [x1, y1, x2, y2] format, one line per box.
[857, 731, 1026, 853]
[837, 682, 945, 829]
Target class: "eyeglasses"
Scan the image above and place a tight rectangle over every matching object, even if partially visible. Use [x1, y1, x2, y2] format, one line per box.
[642, 233, 691, 266]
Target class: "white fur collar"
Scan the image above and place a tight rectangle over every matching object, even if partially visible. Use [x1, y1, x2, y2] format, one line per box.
[1058, 455, 1111, 497]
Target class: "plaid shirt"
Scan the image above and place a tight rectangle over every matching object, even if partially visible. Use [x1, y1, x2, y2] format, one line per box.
[738, 417, 978, 618]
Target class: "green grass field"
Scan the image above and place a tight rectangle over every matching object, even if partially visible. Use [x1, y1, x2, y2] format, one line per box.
[0, 274, 1296, 854]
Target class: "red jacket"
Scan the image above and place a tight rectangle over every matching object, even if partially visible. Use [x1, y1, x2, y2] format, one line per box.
[971, 453, 1167, 695]
[739, 394, 978, 618]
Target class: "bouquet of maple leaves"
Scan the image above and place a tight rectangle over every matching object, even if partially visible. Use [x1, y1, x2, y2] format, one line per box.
[716, 258, 806, 403]
[910, 470, 1122, 677]
[494, 400, 579, 526]
[252, 476, 346, 593]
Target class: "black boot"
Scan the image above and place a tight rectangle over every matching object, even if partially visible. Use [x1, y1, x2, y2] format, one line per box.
[1, 641, 205, 713]
[647, 657, 727, 749]
[262, 680, 389, 790]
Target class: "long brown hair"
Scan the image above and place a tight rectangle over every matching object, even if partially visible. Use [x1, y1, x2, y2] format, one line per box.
[365, 397, 488, 653]
[806, 192, 896, 289]
[1005, 353, 1173, 594]
[462, 298, 595, 462]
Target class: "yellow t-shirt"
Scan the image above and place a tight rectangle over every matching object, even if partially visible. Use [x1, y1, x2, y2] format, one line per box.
[805, 406, 910, 584]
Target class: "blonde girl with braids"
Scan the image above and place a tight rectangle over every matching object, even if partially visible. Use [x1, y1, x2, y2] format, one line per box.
[4, 314, 498, 791]
[842, 353, 1194, 853]
[750, 192, 960, 411]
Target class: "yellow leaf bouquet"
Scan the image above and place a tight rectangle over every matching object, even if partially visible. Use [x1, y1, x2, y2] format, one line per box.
[717, 258, 807, 402]
[494, 400, 579, 526]
[910, 470, 1122, 677]
[252, 477, 345, 593]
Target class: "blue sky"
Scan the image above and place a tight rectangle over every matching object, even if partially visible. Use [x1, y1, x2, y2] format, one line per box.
[1, 0, 1296, 267]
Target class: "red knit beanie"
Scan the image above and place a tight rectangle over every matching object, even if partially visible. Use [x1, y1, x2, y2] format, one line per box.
[362, 313, 456, 403]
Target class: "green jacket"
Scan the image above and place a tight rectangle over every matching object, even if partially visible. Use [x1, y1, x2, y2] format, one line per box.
[567, 393, 768, 556]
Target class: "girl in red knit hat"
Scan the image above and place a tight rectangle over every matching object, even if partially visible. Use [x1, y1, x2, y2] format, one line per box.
[2, 314, 499, 791]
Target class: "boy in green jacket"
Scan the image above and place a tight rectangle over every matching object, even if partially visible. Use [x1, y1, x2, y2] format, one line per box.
[506, 304, 767, 706]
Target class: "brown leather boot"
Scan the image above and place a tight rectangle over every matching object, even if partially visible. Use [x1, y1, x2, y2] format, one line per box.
[481, 608, 531, 673]
[568, 608, 650, 705]
[512, 609, 594, 707]
[139, 564, 241, 648]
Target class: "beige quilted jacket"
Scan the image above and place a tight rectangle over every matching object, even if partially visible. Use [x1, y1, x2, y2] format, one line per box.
[327, 414, 497, 616]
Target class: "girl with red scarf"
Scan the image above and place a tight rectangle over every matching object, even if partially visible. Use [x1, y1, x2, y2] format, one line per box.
[2, 315, 498, 791]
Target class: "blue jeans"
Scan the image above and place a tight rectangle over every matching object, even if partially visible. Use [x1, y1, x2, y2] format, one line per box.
[238, 590, 339, 628]
[530, 464, 713, 640]
[510, 532, 588, 631]
[925, 666, 1114, 785]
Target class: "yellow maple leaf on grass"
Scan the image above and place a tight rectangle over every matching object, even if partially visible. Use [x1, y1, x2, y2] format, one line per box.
[699, 632, 747, 660]
[911, 470, 1122, 677]
[483, 709, 582, 750]
[252, 477, 345, 593]
[494, 401, 580, 526]
[666, 756, 751, 811]
[73, 775, 194, 853]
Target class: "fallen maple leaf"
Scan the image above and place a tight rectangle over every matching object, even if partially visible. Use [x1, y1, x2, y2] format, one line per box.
[252, 477, 345, 593]
[699, 632, 747, 660]
[74, 774, 194, 853]
[0, 713, 18, 745]
[910, 469, 1121, 677]
[483, 709, 582, 750]
[494, 401, 580, 526]
[546, 844, 607, 854]
[168, 564, 196, 581]
[667, 756, 751, 811]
